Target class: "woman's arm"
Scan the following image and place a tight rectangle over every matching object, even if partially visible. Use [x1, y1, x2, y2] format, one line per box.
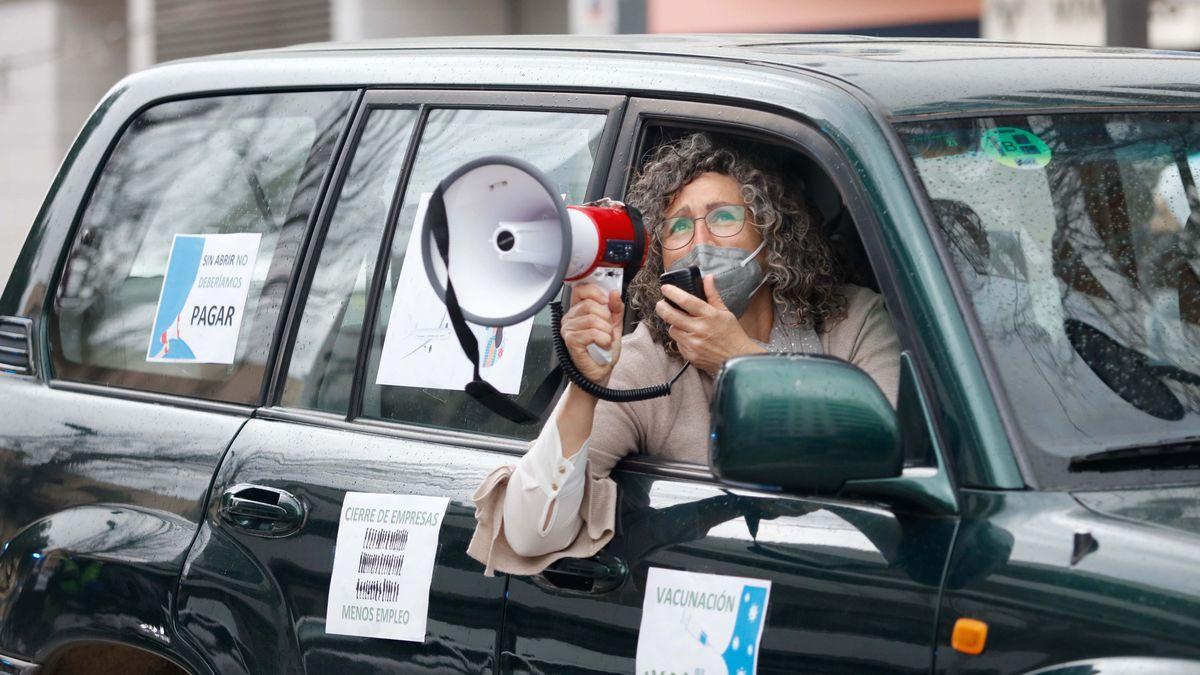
[467, 325, 654, 573]
[502, 398, 591, 557]
[492, 282, 627, 558]
[556, 382, 597, 458]
[554, 282, 625, 457]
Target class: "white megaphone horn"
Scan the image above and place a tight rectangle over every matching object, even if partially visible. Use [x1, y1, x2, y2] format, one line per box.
[420, 156, 646, 365]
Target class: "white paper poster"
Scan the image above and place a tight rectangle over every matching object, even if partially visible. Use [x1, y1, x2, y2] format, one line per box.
[636, 567, 772, 675]
[325, 492, 450, 642]
[146, 233, 261, 364]
[375, 193, 534, 393]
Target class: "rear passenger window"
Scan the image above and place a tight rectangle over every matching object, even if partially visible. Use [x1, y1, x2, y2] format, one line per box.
[360, 108, 607, 439]
[51, 92, 353, 404]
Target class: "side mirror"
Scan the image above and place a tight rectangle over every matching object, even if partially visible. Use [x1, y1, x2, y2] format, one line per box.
[709, 354, 902, 494]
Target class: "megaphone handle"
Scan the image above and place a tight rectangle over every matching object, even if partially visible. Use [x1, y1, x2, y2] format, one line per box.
[570, 271, 623, 368]
[587, 343, 612, 366]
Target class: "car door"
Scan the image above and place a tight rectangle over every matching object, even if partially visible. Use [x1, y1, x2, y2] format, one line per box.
[496, 98, 961, 674]
[174, 90, 625, 674]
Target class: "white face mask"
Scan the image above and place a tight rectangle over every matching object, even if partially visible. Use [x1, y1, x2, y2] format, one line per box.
[666, 239, 767, 317]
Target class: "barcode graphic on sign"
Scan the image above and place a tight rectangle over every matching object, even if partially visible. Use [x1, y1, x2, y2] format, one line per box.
[358, 551, 406, 576]
[363, 527, 409, 551]
[356, 577, 402, 602]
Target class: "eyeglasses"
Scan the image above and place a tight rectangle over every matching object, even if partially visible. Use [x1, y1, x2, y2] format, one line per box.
[659, 204, 748, 250]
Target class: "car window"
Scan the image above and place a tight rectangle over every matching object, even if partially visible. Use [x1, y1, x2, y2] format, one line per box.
[360, 108, 607, 439]
[50, 91, 353, 404]
[281, 107, 420, 413]
[899, 114, 1200, 476]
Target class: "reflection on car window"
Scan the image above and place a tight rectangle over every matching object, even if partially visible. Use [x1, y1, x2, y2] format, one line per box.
[51, 92, 353, 403]
[361, 108, 606, 439]
[900, 114, 1200, 462]
[282, 108, 420, 413]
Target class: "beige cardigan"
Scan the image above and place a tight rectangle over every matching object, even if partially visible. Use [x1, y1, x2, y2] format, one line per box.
[467, 284, 900, 576]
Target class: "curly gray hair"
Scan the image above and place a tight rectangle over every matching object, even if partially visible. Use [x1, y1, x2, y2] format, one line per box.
[625, 132, 845, 353]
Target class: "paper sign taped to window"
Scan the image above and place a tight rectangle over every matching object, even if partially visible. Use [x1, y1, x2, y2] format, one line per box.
[637, 567, 772, 675]
[325, 492, 450, 642]
[375, 193, 534, 393]
[146, 233, 260, 364]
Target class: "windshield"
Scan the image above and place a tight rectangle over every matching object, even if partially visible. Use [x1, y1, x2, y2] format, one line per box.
[897, 114, 1200, 474]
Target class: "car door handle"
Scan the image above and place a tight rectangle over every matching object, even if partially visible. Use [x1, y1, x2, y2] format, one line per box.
[530, 552, 628, 596]
[219, 483, 305, 537]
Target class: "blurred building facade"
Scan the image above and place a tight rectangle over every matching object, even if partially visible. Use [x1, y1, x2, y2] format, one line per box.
[649, 0, 980, 35]
[983, 0, 1200, 49]
[1, 0, 126, 293]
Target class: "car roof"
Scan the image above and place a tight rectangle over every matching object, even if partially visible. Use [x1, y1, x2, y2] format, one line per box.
[207, 34, 1200, 119]
[162, 34, 1200, 119]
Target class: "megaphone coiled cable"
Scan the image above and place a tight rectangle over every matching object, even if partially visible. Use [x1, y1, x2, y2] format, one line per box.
[550, 301, 690, 402]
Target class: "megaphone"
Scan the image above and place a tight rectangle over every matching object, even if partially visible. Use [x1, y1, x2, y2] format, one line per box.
[420, 155, 684, 425]
[420, 156, 646, 363]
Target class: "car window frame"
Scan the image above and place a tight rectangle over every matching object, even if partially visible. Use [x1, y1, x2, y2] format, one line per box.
[43, 88, 361, 415]
[266, 91, 412, 411]
[263, 89, 626, 449]
[602, 97, 955, 488]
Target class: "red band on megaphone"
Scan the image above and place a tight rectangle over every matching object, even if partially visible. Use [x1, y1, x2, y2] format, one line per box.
[564, 204, 648, 282]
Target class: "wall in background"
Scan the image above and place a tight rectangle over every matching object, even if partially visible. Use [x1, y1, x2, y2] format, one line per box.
[647, 0, 980, 34]
[983, 0, 1200, 49]
[0, 0, 570, 296]
[0, 0, 126, 294]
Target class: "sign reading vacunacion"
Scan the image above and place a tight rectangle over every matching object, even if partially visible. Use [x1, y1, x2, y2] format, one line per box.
[637, 567, 772, 675]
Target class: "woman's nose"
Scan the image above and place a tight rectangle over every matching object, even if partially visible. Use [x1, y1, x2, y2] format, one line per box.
[692, 219, 715, 246]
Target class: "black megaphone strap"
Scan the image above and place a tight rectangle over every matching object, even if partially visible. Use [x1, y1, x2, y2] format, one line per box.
[425, 183, 563, 425]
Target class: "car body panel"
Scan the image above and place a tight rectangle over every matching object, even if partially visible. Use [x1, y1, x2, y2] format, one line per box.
[1025, 656, 1200, 674]
[502, 470, 957, 673]
[936, 489, 1200, 673]
[175, 418, 511, 674]
[278, 35, 1200, 117]
[0, 377, 245, 671]
[1073, 485, 1200, 538]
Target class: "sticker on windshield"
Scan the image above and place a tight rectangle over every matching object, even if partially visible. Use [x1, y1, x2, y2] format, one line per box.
[637, 567, 771, 675]
[146, 233, 260, 364]
[982, 127, 1052, 169]
[325, 492, 449, 643]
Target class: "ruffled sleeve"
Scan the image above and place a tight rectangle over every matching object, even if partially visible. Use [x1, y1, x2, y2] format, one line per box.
[466, 327, 660, 576]
[466, 452, 618, 577]
[465, 383, 636, 576]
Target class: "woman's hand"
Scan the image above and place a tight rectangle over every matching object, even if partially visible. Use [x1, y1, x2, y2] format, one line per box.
[656, 275, 765, 374]
[562, 282, 625, 387]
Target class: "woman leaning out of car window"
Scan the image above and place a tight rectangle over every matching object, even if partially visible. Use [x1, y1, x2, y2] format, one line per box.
[467, 132, 901, 576]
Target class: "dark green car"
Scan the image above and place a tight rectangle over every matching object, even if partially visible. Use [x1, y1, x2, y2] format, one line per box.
[2, 35, 1200, 675]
